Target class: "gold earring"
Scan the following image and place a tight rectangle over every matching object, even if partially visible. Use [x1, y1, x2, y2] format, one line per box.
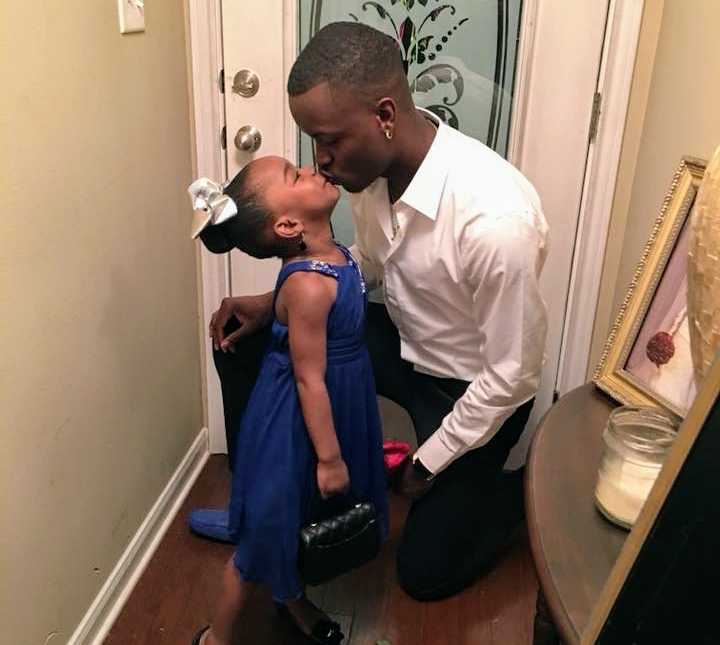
[385, 128, 393, 140]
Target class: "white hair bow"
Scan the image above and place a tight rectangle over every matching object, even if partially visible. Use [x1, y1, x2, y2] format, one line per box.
[188, 177, 238, 240]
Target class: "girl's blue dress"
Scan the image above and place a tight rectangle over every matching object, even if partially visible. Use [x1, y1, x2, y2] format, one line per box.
[228, 244, 389, 601]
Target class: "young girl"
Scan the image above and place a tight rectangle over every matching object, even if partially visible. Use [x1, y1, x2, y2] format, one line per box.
[188, 157, 389, 645]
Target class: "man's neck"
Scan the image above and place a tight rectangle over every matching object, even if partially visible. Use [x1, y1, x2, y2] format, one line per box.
[385, 110, 437, 203]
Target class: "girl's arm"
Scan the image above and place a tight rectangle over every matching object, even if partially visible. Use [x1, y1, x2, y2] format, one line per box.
[280, 271, 350, 498]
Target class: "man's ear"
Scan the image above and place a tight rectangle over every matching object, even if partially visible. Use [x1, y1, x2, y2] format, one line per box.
[375, 97, 398, 137]
[273, 214, 304, 240]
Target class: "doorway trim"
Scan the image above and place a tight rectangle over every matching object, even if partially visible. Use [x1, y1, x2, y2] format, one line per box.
[187, 0, 227, 452]
[506, 0, 537, 166]
[556, 0, 646, 395]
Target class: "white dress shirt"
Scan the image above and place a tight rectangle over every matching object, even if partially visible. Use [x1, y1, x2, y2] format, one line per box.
[349, 109, 549, 475]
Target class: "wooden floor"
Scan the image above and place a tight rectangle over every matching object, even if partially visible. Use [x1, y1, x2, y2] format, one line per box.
[107, 456, 538, 645]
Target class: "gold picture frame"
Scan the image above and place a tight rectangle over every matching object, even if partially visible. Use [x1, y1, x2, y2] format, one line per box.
[594, 157, 707, 418]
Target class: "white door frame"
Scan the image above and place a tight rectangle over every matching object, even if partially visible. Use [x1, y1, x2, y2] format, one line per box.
[187, 0, 644, 454]
[556, 0, 645, 396]
[505, 0, 612, 465]
[187, 0, 227, 453]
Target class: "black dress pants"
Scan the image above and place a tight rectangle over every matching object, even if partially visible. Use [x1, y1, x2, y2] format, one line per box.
[213, 303, 533, 600]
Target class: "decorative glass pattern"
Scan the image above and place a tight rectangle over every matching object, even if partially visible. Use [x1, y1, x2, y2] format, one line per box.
[299, 0, 523, 245]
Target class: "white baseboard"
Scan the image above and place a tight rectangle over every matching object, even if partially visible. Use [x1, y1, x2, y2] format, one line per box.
[68, 428, 210, 645]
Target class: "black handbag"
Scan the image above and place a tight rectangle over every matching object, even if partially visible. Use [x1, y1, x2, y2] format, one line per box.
[298, 493, 381, 586]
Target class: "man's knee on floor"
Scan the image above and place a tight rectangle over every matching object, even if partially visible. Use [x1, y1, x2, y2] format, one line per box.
[396, 526, 507, 601]
[395, 539, 459, 601]
[397, 553, 435, 601]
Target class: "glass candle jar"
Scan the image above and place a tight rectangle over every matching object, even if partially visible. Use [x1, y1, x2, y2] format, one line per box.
[594, 406, 677, 529]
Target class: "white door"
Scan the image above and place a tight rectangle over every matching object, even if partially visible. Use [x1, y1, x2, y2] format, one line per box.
[204, 0, 610, 460]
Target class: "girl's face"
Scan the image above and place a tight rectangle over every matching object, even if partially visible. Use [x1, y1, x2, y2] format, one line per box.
[250, 156, 339, 220]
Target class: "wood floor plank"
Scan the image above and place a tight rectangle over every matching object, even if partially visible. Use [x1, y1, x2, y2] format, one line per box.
[457, 565, 494, 645]
[374, 497, 425, 645]
[346, 494, 408, 645]
[107, 456, 538, 645]
[421, 592, 463, 645]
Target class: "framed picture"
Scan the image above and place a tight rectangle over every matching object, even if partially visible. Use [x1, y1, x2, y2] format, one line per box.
[584, 355, 720, 643]
[594, 157, 707, 418]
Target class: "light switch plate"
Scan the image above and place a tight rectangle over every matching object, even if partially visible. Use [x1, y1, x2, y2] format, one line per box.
[118, 0, 145, 34]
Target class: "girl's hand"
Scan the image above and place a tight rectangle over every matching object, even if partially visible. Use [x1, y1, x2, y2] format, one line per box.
[317, 457, 350, 499]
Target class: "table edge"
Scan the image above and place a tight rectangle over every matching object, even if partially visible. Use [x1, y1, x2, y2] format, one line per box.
[525, 394, 585, 645]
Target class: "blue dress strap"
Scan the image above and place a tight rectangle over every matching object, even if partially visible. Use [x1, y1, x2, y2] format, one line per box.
[277, 260, 339, 287]
[273, 259, 341, 312]
[335, 243, 355, 266]
[335, 243, 367, 295]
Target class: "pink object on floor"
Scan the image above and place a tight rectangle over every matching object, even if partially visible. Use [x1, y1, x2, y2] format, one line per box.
[383, 439, 411, 476]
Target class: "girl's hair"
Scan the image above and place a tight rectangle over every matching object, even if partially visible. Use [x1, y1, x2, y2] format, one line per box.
[203, 164, 276, 258]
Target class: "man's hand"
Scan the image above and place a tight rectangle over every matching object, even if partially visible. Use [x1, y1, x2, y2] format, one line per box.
[397, 458, 434, 500]
[317, 457, 351, 499]
[209, 293, 272, 353]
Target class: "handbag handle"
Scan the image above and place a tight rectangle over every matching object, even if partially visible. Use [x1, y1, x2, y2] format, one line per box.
[306, 486, 362, 524]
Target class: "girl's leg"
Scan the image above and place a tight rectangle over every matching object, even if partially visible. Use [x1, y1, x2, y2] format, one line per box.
[203, 557, 257, 645]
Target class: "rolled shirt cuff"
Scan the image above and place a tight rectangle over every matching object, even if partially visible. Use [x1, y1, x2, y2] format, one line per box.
[413, 434, 459, 476]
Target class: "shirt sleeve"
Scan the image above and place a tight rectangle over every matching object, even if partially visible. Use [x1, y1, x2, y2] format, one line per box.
[413, 212, 548, 475]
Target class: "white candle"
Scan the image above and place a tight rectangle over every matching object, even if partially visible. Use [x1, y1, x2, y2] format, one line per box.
[594, 407, 676, 529]
[595, 455, 662, 528]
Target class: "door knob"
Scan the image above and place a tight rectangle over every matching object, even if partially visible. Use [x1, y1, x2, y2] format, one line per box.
[232, 69, 260, 97]
[234, 125, 262, 153]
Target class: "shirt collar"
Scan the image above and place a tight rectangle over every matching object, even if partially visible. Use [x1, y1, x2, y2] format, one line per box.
[395, 107, 450, 221]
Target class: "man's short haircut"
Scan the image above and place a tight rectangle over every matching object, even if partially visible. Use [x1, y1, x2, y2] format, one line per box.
[287, 21, 406, 97]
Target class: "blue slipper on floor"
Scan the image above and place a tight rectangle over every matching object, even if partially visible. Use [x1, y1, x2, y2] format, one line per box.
[188, 508, 233, 543]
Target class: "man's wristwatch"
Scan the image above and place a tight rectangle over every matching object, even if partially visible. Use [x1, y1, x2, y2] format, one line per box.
[411, 455, 435, 482]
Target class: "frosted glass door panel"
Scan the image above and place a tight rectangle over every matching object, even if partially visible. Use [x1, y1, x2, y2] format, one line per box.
[298, 0, 523, 245]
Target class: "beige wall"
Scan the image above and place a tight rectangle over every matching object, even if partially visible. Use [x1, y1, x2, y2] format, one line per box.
[589, 0, 720, 374]
[0, 3, 202, 643]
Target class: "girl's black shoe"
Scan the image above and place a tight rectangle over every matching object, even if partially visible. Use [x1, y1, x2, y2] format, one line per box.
[191, 625, 210, 645]
[275, 602, 344, 644]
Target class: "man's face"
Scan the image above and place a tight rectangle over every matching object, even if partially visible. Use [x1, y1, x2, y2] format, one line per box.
[289, 82, 393, 193]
